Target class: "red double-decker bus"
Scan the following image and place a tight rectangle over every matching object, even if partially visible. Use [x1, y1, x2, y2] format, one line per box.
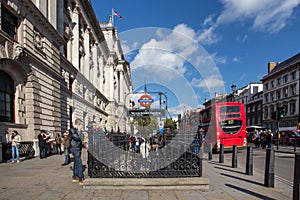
[199, 102, 247, 152]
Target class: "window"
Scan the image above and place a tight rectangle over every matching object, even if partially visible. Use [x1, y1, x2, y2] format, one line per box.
[284, 87, 288, 98]
[257, 105, 261, 111]
[290, 102, 296, 115]
[0, 71, 14, 122]
[277, 78, 281, 86]
[271, 81, 274, 88]
[265, 94, 269, 103]
[265, 83, 269, 90]
[1, 5, 18, 39]
[291, 84, 296, 96]
[291, 71, 297, 80]
[277, 90, 281, 99]
[253, 86, 258, 94]
[284, 75, 288, 83]
[271, 92, 274, 101]
[264, 108, 269, 119]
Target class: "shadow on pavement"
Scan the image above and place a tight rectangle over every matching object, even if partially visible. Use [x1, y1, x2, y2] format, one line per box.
[214, 166, 245, 175]
[208, 160, 232, 168]
[225, 184, 275, 200]
[221, 173, 264, 186]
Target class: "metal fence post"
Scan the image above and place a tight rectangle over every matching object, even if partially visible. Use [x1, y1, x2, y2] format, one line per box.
[198, 146, 203, 177]
[264, 148, 275, 187]
[0, 142, 2, 163]
[293, 152, 300, 200]
[232, 145, 237, 168]
[246, 146, 253, 175]
[208, 143, 213, 160]
[219, 144, 224, 163]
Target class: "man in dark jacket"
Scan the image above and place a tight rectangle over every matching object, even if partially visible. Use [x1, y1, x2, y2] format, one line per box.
[38, 130, 49, 159]
[69, 119, 85, 185]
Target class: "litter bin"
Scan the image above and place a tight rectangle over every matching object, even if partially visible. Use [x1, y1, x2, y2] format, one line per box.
[0, 142, 2, 163]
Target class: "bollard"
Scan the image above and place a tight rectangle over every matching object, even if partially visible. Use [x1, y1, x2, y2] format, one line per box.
[246, 146, 253, 175]
[0, 142, 2, 163]
[208, 143, 213, 160]
[293, 152, 300, 200]
[219, 144, 224, 163]
[294, 139, 297, 152]
[232, 145, 237, 168]
[264, 148, 275, 187]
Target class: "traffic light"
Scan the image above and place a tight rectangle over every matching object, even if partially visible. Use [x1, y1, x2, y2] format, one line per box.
[271, 111, 277, 121]
[277, 106, 285, 119]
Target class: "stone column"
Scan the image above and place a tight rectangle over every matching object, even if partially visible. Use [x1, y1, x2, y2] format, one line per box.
[119, 68, 124, 103]
[71, 6, 80, 70]
[83, 27, 90, 80]
[92, 43, 98, 86]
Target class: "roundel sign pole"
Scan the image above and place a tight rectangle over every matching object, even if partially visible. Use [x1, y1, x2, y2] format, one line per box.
[138, 94, 154, 107]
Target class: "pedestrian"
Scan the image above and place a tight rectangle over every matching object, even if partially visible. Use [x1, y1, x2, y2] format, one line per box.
[266, 129, 273, 149]
[10, 130, 22, 163]
[61, 130, 70, 166]
[38, 130, 49, 159]
[55, 133, 62, 155]
[253, 129, 260, 148]
[69, 119, 85, 185]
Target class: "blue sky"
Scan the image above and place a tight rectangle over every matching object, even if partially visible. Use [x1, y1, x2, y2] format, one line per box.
[90, 0, 300, 116]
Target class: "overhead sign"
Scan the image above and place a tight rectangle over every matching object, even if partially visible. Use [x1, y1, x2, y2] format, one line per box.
[138, 94, 154, 107]
[129, 109, 166, 117]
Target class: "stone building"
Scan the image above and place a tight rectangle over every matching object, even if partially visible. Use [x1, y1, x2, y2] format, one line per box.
[0, 1, 132, 152]
[262, 53, 300, 131]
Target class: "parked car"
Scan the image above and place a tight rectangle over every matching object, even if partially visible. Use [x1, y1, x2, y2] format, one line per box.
[273, 130, 300, 146]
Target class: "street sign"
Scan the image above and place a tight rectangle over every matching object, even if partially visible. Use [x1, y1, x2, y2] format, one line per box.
[129, 109, 165, 117]
[138, 94, 154, 107]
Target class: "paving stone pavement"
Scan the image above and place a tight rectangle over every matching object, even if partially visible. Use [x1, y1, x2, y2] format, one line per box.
[0, 149, 293, 200]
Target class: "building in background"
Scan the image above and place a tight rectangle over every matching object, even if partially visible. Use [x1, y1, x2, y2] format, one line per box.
[0, 1, 132, 154]
[261, 53, 300, 131]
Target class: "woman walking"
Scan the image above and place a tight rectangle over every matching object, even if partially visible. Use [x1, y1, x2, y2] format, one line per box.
[10, 130, 22, 163]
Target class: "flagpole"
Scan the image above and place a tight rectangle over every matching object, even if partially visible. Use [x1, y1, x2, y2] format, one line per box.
[111, 8, 114, 26]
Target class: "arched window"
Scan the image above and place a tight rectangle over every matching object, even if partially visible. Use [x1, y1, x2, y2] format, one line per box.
[0, 71, 14, 122]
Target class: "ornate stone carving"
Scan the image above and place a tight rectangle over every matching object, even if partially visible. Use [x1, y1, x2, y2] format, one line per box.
[13, 44, 24, 60]
[33, 30, 44, 49]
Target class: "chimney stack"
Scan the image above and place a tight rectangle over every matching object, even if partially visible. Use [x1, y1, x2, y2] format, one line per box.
[268, 62, 276, 73]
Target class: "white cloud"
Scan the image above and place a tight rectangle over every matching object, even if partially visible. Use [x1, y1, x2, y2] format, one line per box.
[191, 75, 225, 91]
[217, 0, 300, 32]
[197, 26, 220, 45]
[232, 56, 239, 62]
[168, 103, 193, 116]
[198, 0, 300, 45]
[130, 24, 201, 79]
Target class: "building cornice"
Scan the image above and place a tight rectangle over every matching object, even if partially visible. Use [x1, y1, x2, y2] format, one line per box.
[19, 0, 64, 46]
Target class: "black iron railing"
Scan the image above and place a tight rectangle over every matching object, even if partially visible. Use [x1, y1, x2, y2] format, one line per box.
[87, 131, 202, 178]
[2, 141, 35, 160]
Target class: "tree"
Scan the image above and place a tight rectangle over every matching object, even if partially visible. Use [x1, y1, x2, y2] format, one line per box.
[164, 118, 174, 129]
[133, 117, 159, 135]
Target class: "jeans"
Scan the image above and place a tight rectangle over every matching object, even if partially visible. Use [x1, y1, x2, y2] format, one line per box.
[64, 148, 70, 164]
[12, 146, 20, 161]
[39, 146, 46, 158]
[71, 149, 83, 180]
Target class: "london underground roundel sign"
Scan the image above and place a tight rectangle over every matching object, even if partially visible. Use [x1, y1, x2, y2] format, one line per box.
[138, 94, 154, 107]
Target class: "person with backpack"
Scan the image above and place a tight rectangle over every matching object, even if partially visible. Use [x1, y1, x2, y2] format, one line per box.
[69, 119, 85, 185]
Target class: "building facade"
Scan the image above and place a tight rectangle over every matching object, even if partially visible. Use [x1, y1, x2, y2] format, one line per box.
[0, 1, 132, 152]
[262, 53, 300, 131]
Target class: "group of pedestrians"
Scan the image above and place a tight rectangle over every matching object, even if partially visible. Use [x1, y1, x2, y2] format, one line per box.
[252, 129, 273, 149]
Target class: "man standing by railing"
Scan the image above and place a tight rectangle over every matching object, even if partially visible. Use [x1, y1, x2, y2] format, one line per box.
[69, 119, 85, 185]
